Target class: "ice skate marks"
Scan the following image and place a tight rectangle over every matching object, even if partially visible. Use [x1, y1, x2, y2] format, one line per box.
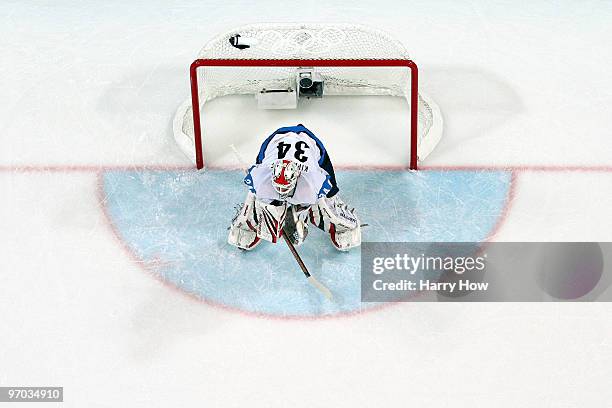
[100, 169, 512, 318]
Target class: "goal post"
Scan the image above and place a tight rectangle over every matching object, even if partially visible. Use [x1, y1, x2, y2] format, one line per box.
[174, 23, 443, 170]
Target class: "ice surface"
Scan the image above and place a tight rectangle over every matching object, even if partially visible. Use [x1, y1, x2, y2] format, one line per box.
[2, 1, 612, 407]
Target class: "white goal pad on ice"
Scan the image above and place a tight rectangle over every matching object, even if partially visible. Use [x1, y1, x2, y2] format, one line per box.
[173, 23, 443, 170]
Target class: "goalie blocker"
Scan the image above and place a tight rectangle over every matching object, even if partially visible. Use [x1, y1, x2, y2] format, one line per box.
[228, 124, 361, 251]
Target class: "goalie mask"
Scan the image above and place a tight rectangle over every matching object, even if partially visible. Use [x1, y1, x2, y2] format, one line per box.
[272, 159, 300, 198]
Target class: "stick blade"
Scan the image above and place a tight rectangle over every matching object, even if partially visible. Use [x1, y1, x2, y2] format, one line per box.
[308, 276, 333, 300]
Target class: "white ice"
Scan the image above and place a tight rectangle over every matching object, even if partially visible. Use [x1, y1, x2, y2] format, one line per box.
[1, 1, 611, 407]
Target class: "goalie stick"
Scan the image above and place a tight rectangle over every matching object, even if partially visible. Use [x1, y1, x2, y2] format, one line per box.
[229, 144, 334, 301]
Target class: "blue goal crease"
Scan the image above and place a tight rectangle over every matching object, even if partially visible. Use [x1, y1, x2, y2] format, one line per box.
[102, 169, 512, 317]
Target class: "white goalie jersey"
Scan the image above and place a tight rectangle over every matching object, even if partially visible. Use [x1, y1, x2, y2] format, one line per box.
[243, 124, 337, 205]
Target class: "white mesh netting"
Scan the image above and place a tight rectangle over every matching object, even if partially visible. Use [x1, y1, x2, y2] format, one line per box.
[173, 23, 443, 166]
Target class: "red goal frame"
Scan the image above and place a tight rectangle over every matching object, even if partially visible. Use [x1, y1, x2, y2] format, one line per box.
[189, 58, 419, 170]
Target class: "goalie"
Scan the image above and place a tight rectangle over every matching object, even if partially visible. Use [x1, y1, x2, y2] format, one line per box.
[228, 124, 361, 251]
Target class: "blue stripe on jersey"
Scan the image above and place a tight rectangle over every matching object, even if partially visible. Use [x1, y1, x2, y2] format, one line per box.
[317, 175, 333, 199]
[256, 124, 327, 165]
[243, 165, 256, 193]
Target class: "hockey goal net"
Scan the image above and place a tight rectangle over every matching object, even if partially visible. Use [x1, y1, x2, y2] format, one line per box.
[173, 23, 443, 170]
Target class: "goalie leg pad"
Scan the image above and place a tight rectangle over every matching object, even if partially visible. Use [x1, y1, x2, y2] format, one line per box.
[329, 222, 361, 252]
[228, 193, 290, 248]
[309, 196, 361, 251]
[228, 223, 261, 250]
[254, 200, 288, 244]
